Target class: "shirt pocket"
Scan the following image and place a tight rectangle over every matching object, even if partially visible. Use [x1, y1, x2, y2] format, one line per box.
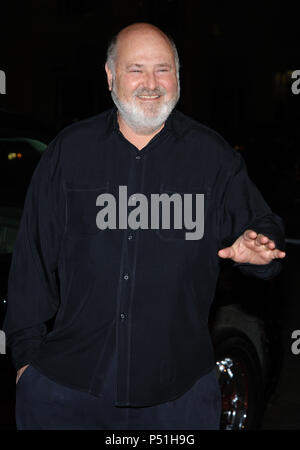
[66, 182, 109, 237]
[155, 184, 210, 242]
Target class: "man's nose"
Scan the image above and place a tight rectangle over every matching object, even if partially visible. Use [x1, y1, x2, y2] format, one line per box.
[143, 71, 158, 90]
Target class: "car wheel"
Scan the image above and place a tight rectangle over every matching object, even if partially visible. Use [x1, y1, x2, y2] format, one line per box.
[213, 330, 264, 430]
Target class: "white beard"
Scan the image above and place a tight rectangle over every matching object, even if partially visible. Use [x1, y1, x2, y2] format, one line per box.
[111, 82, 180, 135]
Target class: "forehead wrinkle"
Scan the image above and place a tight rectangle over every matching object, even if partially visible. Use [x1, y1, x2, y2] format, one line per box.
[126, 61, 173, 69]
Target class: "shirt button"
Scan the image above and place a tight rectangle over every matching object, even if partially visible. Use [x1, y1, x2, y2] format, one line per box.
[135, 155, 141, 160]
[120, 313, 126, 320]
[128, 234, 133, 240]
[123, 273, 129, 280]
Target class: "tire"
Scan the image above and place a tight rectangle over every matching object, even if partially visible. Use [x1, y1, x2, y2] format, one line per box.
[212, 329, 264, 430]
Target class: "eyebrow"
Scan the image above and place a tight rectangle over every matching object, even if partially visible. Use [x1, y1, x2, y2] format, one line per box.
[155, 63, 172, 69]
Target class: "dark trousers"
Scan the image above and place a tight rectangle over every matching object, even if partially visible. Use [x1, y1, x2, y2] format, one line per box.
[15, 354, 221, 430]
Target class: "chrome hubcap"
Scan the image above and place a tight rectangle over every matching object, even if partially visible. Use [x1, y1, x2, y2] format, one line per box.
[216, 357, 248, 430]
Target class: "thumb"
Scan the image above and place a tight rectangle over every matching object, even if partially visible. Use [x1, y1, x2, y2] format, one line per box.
[218, 247, 234, 259]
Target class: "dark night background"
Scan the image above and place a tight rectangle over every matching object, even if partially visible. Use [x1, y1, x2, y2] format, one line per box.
[1, 0, 300, 430]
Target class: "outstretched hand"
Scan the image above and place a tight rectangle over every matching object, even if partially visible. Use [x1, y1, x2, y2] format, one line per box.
[218, 229, 286, 265]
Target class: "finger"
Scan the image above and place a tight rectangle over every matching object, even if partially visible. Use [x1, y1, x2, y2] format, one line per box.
[261, 240, 276, 251]
[273, 250, 286, 258]
[244, 230, 257, 241]
[255, 233, 267, 245]
[266, 240, 276, 250]
[265, 241, 279, 253]
[255, 233, 270, 246]
[265, 249, 286, 260]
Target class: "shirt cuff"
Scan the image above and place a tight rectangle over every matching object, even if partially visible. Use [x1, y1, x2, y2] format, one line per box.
[233, 259, 282, 280]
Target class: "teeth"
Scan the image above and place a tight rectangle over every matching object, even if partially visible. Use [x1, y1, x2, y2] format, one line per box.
[138, 95, 159, 99]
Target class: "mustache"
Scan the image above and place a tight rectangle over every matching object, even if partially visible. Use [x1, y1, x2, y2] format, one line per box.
[133, 87, 167, 97]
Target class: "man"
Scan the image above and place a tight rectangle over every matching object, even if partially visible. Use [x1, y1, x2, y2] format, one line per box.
[3, 23, 285, 430]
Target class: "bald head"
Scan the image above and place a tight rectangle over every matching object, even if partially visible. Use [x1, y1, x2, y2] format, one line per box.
[106, 23, 180, 78]
[118, 22, 171, 44]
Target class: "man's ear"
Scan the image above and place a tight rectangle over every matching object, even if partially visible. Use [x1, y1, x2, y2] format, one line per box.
[105, 63, 113, 91]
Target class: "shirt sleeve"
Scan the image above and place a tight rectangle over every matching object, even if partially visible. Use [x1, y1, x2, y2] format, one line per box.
[218, 150, 286, 280]
[2, 137, 65, 370]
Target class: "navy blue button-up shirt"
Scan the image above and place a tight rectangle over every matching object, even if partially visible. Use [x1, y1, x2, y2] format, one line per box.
[3, 107, 285, 406]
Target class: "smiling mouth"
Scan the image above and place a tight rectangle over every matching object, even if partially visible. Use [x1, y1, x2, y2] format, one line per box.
[137, 95, 161, 100]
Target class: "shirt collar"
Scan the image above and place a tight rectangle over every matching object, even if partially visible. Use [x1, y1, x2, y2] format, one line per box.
[105, 106, 185, 140]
